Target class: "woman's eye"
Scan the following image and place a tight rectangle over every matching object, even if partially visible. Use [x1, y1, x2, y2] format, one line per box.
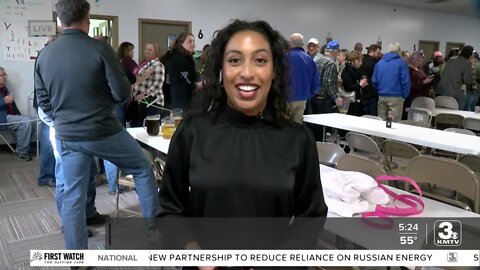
[256, 58, 268, 64]
[227, 58, 242, 64]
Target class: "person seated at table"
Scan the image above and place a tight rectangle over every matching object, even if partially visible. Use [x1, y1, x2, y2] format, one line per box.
[0, 66, 35, 161]
[158, 20, 328, 253]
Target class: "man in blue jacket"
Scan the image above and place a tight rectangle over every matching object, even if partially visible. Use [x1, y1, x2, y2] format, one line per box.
[287, 33, 320, 124]
[373, 42, 411, 121]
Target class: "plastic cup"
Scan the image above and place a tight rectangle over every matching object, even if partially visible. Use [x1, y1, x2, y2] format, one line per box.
[160, 116, 176, 139]
[338, 98, 350, 114]
[171, 108, 183, 127]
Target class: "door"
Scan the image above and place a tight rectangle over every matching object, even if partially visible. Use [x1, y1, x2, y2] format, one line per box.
[54, 13, 119, 48]
[445, 42, 464, 57]
[138, 19, 191, 61]
[418, 40, 439, 62]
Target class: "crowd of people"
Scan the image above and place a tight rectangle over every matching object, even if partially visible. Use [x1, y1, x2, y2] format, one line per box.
[0, 0, 477, 262]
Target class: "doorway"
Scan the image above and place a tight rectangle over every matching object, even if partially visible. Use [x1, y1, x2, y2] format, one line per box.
[54, 13, 119, 48]
[445, 42, 465, 57]
[418, 40, 439, 63]
[138, 18, 191, 61]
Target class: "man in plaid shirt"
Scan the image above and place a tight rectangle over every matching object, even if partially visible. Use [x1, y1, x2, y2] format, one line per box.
[312, 41, 343, 114]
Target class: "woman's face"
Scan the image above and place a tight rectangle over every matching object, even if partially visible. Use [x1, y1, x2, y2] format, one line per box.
[352, 59, 362, 68]
[144, 44, 156, 60]
[128, 47, 134, 58]
[337, 53, 346, 64]
[182, 35, 196, 53]
[222, 30, 274, 116]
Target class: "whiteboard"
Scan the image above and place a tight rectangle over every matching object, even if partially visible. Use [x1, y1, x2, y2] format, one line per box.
[1, 0, 52, 62]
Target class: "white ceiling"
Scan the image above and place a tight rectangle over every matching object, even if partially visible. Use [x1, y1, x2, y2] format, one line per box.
[362, 0, 479, 17]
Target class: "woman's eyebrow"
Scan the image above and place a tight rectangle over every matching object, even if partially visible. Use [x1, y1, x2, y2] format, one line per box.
[225, 48, 270, 55]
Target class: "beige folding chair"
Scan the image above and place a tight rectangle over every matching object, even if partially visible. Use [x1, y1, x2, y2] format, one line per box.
[0, 127, 15, 154]
[434, 96, 459, 110]
[407, 155, 480, 213]
[434, 128, 476, 159]
[316, 142, 345, 168]
[337, 153, 386, 178]
[462, 117, 480, 135]
[458, 154, 480, 181]
[381, 139, 421, 175]
[434, 113, 464, 130]
[115, 148, 164, 217]
[406, 96, 435, 127]
[406, 108, 432, 127]
[0, 118, 39, 158]
[411, 96, 436, 112]
[443, 127, 476, 136]
[345, 132, 386, 167]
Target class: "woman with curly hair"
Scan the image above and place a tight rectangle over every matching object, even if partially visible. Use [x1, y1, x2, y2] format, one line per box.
[157, 20, 327, 255]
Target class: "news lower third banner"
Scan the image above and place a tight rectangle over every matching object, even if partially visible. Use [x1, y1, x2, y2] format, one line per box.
[30, 250, 480, 267]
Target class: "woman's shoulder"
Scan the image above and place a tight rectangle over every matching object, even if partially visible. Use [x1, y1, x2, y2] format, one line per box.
[152, 58, 165, 68]
[286, 122, 315, 138]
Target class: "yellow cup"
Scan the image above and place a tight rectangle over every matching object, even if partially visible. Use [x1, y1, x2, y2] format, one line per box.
[160, 116, 176, 139]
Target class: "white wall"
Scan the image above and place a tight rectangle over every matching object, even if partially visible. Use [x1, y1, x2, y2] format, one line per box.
[1, 0, 479, 114]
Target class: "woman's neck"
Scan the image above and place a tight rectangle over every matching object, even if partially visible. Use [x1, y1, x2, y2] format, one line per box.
[409, 64, 419, 71]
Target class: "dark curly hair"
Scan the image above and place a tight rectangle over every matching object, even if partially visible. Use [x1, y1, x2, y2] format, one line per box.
[189, 19, 290, 124]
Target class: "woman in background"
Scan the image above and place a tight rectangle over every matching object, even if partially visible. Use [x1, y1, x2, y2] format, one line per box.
[129, 42, 165, 127]
[341, 51, 368, 116]
[403, 51, 434, 119]
[117, 41, 138, 84]
[167, 33, 197, 110]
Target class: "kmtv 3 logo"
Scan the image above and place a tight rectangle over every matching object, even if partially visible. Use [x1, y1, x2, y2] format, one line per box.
[434, 220, 462, 246]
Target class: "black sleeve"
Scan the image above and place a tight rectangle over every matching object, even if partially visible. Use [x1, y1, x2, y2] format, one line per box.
[157, 120, 191, 216]
[124, 66, 136, 85]
[341, 67, 361, 94]
[294, 126, 328, 217]
[155, 120, 195, 249]
[283, 126, 327, 249]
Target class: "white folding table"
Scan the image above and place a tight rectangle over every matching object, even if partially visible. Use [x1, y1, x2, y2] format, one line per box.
[433, 108, 480, 119]
[303, 113, 480, 155]
[127, 127, 170, 154]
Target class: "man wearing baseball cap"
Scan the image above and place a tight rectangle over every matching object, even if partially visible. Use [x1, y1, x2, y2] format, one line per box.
[313, 40, 343, 111]
[423, 51, 444, 94]
[309, 40, 343, 140]
[307, 38, 319, 58]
